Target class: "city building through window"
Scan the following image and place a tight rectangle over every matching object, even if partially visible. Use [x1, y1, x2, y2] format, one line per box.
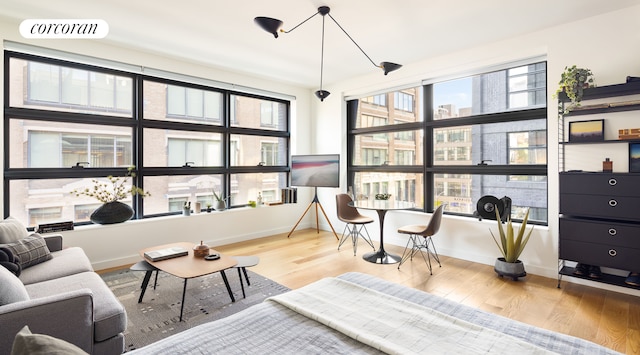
[4, 51, 290, 228]
[347, 61, 548, 224]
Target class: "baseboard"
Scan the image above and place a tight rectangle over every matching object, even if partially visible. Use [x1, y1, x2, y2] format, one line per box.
[92, 223, 312, 271]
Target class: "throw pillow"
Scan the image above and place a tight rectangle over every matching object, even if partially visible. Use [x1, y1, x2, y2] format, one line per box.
[11, 325, 88, 355]
[0, 217, 29, 244]
[1, 234, 52, 269]
[0, 247, 22, 277]
[0, 264, 29, 306]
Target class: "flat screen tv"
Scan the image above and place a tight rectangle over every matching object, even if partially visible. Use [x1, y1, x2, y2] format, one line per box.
[290, 154, 340, 188]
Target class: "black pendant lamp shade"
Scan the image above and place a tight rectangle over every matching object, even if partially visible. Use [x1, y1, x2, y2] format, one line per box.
[254, 6, 402, 101]
[315, 90, 330, 101]
[380, 62, 402, 75]
[254, 17, 283, 38]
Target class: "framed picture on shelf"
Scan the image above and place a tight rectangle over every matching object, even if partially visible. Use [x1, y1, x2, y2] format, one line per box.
[568, 119, 605, 142]
[629, 143, 640, 172]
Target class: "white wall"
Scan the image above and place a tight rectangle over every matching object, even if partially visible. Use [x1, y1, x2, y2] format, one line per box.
[315, 5, 640, 296]
[0, 16, 318, 270]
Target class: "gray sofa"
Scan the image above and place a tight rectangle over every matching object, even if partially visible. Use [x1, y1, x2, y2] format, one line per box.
[0, 221, 126, 354]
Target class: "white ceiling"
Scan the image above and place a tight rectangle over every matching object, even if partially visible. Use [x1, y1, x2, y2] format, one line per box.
[1, 0, 638, 89]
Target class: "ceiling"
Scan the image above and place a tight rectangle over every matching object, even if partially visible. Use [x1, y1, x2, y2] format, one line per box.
[1, 0, 638, 89]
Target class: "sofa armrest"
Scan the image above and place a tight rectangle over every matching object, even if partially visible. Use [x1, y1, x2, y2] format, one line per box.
[0, 289, 94, 354]
[41, 233, 63, 252]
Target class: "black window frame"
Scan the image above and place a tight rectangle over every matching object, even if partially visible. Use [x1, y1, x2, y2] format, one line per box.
[3, 50, 291, 226]
[347, 62, 548, 225]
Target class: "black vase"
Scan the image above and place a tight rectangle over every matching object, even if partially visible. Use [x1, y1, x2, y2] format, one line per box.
[90, 201, 134, 225]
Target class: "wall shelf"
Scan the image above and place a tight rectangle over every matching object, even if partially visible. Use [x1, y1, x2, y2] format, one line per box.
[559, 266, 639, 290]
[559, 139, 639, 145]
[558, 80, 640, 290]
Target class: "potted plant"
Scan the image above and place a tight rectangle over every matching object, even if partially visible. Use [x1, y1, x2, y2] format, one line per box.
[554, 65, 595, 114]
[489, 208, 534, 280]
[212, 189, 227, 211]
[71, 166, 150, 224]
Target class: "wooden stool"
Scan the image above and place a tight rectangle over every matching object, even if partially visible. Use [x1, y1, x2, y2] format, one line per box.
[232, 256, 259, 298]
[130, 260, 159, 303]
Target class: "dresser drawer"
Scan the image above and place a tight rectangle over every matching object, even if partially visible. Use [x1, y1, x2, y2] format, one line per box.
[559, 240, 640, 271]
[560, 193, 640, 221]
[560, 173, 640, 197]
[560, 217, 640, 248]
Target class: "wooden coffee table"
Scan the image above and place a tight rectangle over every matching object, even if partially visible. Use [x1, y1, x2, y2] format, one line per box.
[139, 242, 238, 321]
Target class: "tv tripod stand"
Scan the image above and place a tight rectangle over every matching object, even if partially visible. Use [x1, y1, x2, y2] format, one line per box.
[287, 187, 338, 239]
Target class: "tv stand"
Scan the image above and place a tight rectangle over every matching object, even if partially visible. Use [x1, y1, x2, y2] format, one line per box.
[287, 187, 338, 239]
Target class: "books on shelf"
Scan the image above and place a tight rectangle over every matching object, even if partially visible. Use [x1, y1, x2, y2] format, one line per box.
[36, 221, 74, 233]
[281, 187, 297, 204]
[144, 247, 188, 262]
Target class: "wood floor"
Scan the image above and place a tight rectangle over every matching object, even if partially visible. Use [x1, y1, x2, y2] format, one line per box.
[212, 229, 639, 355]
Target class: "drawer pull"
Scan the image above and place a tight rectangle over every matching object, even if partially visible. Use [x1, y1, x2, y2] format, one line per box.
[608, 199, 617, 207]
[608, 178, 617, 186]
[608, 249, 617, 257]
[608, 228, 617, 236]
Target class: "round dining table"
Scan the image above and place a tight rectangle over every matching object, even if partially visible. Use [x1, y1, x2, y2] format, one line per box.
[348, 199, 415, 264]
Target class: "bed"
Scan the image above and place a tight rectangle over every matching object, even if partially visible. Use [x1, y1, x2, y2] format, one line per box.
[128, 272, 621, 354]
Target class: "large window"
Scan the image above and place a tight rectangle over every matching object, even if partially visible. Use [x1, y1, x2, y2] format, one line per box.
[347, 61, 547, 223]
[24, 61, 133, 116]
[4, 51, 290, 227]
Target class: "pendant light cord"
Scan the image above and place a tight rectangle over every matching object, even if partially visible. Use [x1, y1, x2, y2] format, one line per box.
[319, 14, 326, 91]
[327, 13, 378, 68]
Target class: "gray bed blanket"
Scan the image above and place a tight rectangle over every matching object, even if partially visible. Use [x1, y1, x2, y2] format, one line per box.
[128, 272, 621, 355]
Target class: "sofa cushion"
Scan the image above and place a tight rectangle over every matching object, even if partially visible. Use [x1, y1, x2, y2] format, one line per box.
[11, 325, 88, 355]
[25, 271, 127, 342]
[18, 247, 93, 285]
[0, 247, 22, 277]
[0, 217, 29, 244]
[0, 265, 29, 306]
[1, 234, 52, 269]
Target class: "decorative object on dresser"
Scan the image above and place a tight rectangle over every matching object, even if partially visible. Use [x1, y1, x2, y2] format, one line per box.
[602, 158, 613, 172]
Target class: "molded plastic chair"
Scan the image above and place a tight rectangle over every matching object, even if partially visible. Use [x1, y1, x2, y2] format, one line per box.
[335, 194, 375, 256]
[397, 204, 445, 274]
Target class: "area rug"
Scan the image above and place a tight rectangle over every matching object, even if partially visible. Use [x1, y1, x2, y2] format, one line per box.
[101, 268, 290, 352]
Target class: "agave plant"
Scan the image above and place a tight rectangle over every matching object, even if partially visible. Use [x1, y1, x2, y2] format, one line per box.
[490, 208, 534, 263]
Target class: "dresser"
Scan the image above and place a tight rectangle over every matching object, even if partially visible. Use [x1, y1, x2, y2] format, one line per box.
[560, 173, 640, 277]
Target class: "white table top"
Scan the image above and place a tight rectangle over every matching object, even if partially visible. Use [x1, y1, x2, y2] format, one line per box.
[349, 199, 415, 211]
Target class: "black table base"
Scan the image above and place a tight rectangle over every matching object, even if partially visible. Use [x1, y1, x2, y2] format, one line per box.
[363, 249, 401, 264]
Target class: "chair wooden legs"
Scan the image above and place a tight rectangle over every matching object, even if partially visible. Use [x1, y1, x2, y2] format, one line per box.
[338, 224, 375, 256]
[397, 234, 441, 274]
